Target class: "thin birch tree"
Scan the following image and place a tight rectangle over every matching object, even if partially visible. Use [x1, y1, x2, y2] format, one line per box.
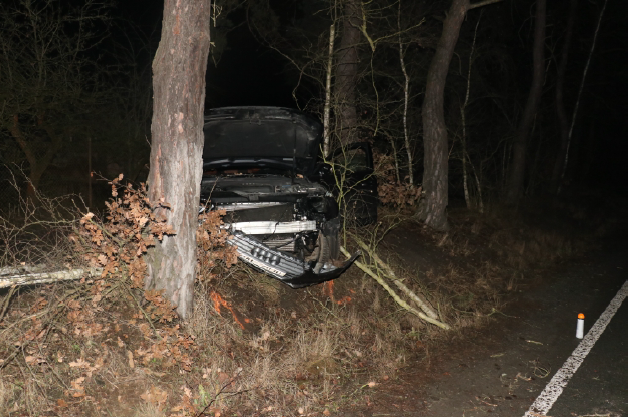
[323, 22, 336, 157]
[460, 14, 483, 212]
[398, 1, 414, 185]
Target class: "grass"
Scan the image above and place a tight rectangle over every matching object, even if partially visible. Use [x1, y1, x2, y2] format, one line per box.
[182, 273, 414, 415]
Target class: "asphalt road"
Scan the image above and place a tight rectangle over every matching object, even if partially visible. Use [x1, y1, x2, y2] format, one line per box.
[548, 279, 627, 417]
[420, 242, 628, 417]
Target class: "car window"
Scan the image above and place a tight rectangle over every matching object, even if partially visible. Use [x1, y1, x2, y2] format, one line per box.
[333, 148, 368, 173]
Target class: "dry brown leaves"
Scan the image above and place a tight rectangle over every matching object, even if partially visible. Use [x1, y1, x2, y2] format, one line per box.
[169, 385, 196, 416]
[77, 175, 174, 288]
[374, 152, 422, 208]
[144, 289, 178, 323]
[197, 209, 237, 280]
[70, 175, 234, 375]
[141, 385, 169, 410]
[3, 175, 239, 414]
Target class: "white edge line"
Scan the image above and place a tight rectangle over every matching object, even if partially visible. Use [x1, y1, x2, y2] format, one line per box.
[524, 279, 628, 417]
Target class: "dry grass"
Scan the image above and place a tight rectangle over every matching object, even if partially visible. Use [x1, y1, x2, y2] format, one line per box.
[0, 272, 411, 415]
[180, 273, 412, 415]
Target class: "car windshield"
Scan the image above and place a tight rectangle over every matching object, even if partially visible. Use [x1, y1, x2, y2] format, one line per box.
[333, 149, 369, 172]
[203, 120, 315, 160]
[202, 166, 291, 177]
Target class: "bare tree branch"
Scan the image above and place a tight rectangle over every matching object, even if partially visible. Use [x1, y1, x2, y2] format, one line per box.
[468, 0, 503, 11]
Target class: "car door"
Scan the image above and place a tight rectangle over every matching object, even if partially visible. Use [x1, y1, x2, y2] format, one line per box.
[330, 142, 378, 225]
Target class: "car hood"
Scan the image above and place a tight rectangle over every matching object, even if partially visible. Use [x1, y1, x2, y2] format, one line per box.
[202, 107, 323, 176]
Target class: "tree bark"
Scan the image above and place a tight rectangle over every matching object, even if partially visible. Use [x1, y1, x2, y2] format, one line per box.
[145, 0, 212, 319]
[505, 0, 546, 204]
[550, 0, 577, 195]
[417, 0, 469, 231]
[417, 0, 500, 228]
[334, 0, 361, 146]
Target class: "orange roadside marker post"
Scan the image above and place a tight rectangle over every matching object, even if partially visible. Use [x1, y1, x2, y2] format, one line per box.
[576, 313, 585, 339]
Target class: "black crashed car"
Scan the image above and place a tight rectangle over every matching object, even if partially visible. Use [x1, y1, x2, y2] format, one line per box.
[200, 106, 378, 288]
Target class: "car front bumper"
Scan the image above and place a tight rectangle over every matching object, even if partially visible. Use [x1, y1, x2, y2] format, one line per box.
[227, 232, 359, 288]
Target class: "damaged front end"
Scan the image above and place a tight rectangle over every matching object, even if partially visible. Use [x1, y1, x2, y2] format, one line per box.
[200, 106, 362, 287]
[200, 178, 359, 288]
[228, 227, 359, 289]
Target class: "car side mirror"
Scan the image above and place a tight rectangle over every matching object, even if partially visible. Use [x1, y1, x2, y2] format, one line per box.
[316, 162, 333, 175]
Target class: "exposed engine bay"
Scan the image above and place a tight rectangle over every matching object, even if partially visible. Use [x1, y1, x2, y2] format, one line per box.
[200, 106, 371, 288]
[200, 174, 356, 288]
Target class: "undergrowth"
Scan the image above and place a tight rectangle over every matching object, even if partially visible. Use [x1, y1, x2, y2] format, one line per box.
[0, 181, 597, 416]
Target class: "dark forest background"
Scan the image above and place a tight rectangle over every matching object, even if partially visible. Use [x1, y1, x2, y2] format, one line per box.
[1, 0, 626, 213]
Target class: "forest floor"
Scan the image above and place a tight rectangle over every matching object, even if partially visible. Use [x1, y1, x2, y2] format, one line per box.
[1, 192, 627, 417]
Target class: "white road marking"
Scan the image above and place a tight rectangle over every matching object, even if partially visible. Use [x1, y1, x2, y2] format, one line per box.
[524, 279, 628, 417]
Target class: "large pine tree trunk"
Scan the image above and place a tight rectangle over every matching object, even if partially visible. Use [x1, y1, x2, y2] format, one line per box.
[334, 0, 361, 146]
[417, 0, 469, 231]
[505, 0, 546, 204]
[145, 0, 211, 319]
[550, 0, 577, 194]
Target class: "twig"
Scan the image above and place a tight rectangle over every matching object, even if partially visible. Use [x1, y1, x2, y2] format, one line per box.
[340, 246, 450, 330]
[476, 396, 497, 407]
[194, 369, 243, 417]
[1, 287, 81, 337]
[0, 303, 66, 370]
[468, 0, 503, 10]
[0, 305, 58, 337]
[486, 308, 517, 318]
[559, 0, 608, 192]
[123, 281, 161, 340]
[309, 293, 340, 319]
[354, 239, 439, 320]
[0, 285, 17, 322]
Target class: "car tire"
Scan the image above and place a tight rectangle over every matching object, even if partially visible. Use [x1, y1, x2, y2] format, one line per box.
[328, 231, 340, 260]
[314, 231, 340, 273]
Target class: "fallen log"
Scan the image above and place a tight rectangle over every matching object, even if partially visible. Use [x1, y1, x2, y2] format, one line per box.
[0, 267, 103, 289]
[0, 265, 46, 276]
